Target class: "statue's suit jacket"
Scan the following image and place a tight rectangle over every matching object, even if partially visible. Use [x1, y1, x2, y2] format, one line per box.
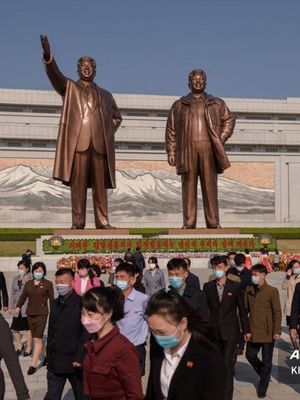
[166, 93, 235, 175]
[44, 56, 122, 188]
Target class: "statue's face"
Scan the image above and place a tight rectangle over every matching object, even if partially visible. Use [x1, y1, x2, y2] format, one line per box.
[189, 72, 206, 93]
[78, 60, 96, 82]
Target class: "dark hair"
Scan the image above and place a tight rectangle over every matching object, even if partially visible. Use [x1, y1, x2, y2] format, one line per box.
[245, 248, 250, 254]
[146, 290, 216, 348]
[136, 246, 141, 251]
[234, 253, 246, 266]
[90, 263, 101, 278]
[210, 255, 227, 266]
[77, 258, 90, 270]
[251, 263, 268, 275]
[115, 262, 136, 277]
[167, 258, 188, 271]
[17, 260, 31, 272]
[82, 286, 124, 323]
[227, 251, 237, 258]
[32, 261, 46, 276]
[55, 268, 75, 279]
[287, 259, 300, 270]
[148, 256, 158, 264]
[114, 258, 123, 265]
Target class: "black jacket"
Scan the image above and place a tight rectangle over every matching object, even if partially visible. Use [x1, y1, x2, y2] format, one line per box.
[169, 283, 210, 322]
[46, 290, 88, 374]
[227, 267, 252, 291]
[203, 279, 250, 341]
[185, 272, 201, 291]
[145, 335, 226, 400]
[0, 272, 8, 310]
[290, 282, 300, 329]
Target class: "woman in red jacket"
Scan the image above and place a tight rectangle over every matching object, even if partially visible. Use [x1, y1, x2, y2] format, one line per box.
[81, 286, 143, 400]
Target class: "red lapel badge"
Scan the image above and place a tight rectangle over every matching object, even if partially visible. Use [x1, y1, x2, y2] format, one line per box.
[186, 361, 194, 368]
[227, 292, 232, 296]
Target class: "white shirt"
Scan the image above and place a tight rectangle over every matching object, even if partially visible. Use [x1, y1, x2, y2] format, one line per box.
[80, 276, 89, 295]
[160, 335, 191, 399]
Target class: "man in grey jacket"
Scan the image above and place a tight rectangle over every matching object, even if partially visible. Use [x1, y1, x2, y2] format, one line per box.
[0, 313, 30, 400]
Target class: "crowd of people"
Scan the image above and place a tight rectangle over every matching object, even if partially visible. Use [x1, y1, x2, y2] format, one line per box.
[0, 249, 300, 400]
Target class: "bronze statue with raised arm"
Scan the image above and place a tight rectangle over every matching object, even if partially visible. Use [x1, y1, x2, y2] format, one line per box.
[166, 69, 235, 229]
[40, 35, 122, 229]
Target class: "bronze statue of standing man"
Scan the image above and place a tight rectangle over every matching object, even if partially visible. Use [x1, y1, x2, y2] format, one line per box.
[40, 35, 122, 229]
[166, 69, 235, 229]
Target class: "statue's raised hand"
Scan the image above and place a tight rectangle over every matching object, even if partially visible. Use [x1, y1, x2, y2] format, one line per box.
[40, 34, 51, 61]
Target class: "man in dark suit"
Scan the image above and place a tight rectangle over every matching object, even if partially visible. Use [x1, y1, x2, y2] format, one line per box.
[183, 257, 201, 290]
[0, 271, 8, 312]
[40, 35, 122, 229]
[203, 255, 250, 400]
[45, 268, 88, 400]
[228, 253, 252, 355]
[167, 258, 209, 321]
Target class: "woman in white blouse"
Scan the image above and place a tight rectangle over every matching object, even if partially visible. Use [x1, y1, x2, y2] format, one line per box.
[145, 290, 225, 400]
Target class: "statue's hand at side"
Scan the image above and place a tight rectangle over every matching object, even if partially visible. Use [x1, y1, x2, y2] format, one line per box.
[40, 34, 51, 62]
[168, 155, 176, 167]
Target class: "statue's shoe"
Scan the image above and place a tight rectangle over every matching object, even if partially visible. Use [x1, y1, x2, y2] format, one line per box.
[97, 224, 116, 230]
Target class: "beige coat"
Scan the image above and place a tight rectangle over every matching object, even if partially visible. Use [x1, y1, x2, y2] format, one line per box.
[166, 93, 235, 175]
[282, 274, 300, 316]
[44, 56, 122, 188]
[245, 282, 282, 343]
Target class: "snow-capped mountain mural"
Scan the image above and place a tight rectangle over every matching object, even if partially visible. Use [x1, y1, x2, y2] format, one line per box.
[0, 165, 275, 226]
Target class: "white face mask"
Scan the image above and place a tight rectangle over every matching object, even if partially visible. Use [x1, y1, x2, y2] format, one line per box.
[236, 266, 244, 272]
[149, 263, 156, 270]
[293, 268, 300, 275]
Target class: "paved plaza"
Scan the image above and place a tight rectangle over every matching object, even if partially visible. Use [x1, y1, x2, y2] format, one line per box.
[2, 269, 300, 399]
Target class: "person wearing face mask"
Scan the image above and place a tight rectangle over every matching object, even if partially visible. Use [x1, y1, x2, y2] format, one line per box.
[282, 259, 300, 344]
[9, 261, 32, 356]
[227, 253, 252, 356]
[245, 264, 282, 398]
[44, 268, 88, 400]
[227, 253, 252, 291]
[145, 290, 225, 400]
[108, 257, 123, 285]
[74, 258, 101, 296]
[82, 286, 143, 400]
[143, 257, 166, 297]
[15, 262, 54, 375]
[203, 255, 250, 400]
[167, 258, 209, 321]
[227, 251, 237, 268]
[114, 262, 148, 376]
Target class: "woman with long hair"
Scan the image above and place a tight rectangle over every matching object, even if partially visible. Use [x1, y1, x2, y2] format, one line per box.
[145, 290, 225, 400]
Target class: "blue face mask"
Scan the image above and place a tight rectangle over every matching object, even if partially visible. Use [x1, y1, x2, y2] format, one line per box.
[34, 272, 44, 281]
[214, 270, 225, 279]
[169, 276, 184, 289]
[153, 325, 183, 349]
[251, 275, 260, 285]
[56, 284, 72, 297]
[18, 269, 26, 277]
[115, 279, 129, 291]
